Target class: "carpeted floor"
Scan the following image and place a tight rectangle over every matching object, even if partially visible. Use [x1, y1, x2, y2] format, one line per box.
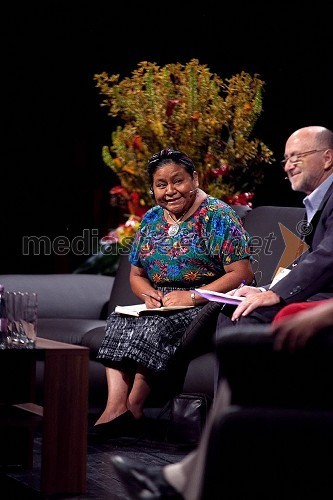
[1, 409, 193, 499]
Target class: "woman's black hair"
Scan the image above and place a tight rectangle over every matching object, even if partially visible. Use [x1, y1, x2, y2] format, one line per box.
[147, 149, 195, 191]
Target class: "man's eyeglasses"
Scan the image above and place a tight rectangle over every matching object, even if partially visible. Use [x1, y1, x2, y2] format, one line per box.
[281, 148, 327, 167]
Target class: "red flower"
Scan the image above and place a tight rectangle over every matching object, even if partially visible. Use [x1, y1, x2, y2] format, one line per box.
[225, 192, 254, 206]
[191, 112, 201, 121]
[132, 135, 143, 151]
[211, 164, 229, 177]
[166, 99, 180, 117]
[109, 187, 148, 217]
[128, 192, 148, 217]
[109, 185, 130, 198]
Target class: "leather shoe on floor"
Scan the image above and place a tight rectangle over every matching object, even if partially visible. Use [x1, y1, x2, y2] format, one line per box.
[89, 411, 145, 440]
[111, 455, 183, 499]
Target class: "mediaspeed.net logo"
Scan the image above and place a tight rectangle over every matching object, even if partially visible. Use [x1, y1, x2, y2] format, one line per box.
[276, 221, 310, 271]
[248, 219, 311, 283]
[19, 220, 311, 273]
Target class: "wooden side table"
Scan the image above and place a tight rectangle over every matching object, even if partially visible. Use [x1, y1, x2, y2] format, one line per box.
[0, 338, 89, 495]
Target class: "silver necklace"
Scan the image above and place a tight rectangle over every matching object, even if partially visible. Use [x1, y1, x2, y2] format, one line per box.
[166, 208, 190, 237]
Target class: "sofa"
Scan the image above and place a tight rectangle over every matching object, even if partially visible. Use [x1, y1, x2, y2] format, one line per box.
[0, 273, 114, 409]
[0, 205, 306, 413]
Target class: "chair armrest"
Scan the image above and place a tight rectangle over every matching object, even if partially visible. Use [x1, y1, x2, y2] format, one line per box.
[215, 324, 333, 410]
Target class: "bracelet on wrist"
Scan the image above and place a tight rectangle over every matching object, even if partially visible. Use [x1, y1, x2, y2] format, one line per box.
[190, 291, 197, 306]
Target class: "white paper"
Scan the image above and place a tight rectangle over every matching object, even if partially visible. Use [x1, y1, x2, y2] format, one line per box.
[269, 267, 291, 289]
[115, 304, 194, 316]
[194, 289, 245, 305]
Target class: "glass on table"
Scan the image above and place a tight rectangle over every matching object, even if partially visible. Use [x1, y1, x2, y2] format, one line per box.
[5, 291, 38, 349]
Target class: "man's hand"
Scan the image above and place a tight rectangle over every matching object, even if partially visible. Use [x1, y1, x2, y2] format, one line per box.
[231, 290, 281, 321]
[232, 285, 262, 297]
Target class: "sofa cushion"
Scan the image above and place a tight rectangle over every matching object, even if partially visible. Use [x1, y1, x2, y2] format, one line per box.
[0, 274, 114, 319]
[81, 326, 106, 358]
[38, 318, 106, 345]
[107, 256, 140, 314]
[182, 353, 216, 398]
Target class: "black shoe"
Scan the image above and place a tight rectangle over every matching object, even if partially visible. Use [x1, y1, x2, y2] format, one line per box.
[111, 455, 183, 499]
[89, 411, 145, 440]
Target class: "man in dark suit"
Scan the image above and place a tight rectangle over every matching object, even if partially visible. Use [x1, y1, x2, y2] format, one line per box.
[225, 125, 333, 325]
[110, 125, 333, 499]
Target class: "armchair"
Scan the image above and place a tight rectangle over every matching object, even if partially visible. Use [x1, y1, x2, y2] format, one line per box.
[200, 323, 333, 499]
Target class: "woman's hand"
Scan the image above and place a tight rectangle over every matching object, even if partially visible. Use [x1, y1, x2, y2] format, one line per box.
[162, 290, 194, 307]
[142, 291, 164, 309]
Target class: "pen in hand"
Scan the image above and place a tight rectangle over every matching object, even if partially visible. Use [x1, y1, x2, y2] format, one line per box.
[237, 279, 247, 290]
[220, 280, 247, 312]
[141, 292, 163, 306]
[229, 280, 247, 296]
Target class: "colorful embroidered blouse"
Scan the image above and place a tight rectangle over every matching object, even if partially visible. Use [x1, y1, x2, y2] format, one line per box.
[130, 196, 251, 288]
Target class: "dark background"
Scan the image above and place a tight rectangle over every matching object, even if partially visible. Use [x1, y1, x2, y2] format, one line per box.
[2, 3, 332, 274]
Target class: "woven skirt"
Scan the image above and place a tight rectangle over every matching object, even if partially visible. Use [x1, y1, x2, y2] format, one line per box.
[96, 306, 200, 374]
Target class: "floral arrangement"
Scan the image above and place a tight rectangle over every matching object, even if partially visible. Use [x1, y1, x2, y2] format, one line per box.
[75, 59, 274, 275]
[75, 214, 141, 275]
[95, 59, 273, 209]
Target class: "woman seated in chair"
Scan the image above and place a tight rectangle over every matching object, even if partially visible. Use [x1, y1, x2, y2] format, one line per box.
[93, 149, 254, 438]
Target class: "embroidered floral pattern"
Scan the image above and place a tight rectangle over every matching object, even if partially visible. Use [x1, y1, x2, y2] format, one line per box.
[130, 196, 251, 287]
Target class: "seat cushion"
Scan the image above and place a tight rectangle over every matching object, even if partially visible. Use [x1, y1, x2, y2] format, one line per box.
[81, 326, 106, 357]
[182, 353, 216, 399]
[38, 318, 106, 345]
